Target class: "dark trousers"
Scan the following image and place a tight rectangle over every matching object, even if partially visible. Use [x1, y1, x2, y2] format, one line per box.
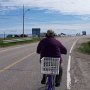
[42, 66, 63, 84]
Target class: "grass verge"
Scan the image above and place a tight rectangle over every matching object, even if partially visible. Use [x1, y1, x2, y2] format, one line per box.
[0, 37, 42, 47]
[78, 41, 90, 54]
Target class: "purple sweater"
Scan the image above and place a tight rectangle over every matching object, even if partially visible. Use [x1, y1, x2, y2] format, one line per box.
[37, 37, 67, 63]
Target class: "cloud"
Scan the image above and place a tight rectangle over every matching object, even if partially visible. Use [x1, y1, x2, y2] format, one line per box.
[0, 23, 90, 34]
[0, 0, 90, 15]
[80, 16, 90, 21]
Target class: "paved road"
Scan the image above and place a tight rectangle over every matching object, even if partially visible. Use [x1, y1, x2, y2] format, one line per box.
[0, 36, 80, 90]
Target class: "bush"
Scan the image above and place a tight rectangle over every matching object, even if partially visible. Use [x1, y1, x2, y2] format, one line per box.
[7, 34, 14, 38]
[14, 34, 20, 37]
[20, 34, 28, 37]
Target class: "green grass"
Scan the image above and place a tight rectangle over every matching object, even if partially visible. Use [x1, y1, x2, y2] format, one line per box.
[78, 41, 90, 54]
[0, 37, 42, 47]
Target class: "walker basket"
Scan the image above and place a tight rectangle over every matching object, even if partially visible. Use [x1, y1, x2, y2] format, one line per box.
[41, 57, 60, 75]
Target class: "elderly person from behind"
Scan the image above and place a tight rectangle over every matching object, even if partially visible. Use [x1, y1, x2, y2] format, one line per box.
[36, 29, 67, 87]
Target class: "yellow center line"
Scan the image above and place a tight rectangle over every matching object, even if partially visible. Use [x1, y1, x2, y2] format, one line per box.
[0, 52, 36, 73]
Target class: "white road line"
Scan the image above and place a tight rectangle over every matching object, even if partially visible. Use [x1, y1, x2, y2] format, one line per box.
[67, 38, 79, 89]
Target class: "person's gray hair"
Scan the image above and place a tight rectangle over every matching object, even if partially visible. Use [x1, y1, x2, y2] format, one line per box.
[46, 29, 55, 37]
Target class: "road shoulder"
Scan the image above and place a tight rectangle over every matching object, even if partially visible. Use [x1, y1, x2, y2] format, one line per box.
[71, 38, 90, 90]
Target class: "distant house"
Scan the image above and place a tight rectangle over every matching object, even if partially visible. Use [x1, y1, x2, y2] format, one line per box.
[32, 28, 40, 37]
[82, 31, 86, 35]
[7, 34, 20, 38]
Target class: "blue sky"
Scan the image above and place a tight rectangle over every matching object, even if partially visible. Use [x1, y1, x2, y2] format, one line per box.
[0, 0, 90, 35]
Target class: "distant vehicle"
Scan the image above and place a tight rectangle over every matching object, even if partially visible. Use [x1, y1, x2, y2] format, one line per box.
[60, 33, 66, 36]
[40, 33, 46, 37]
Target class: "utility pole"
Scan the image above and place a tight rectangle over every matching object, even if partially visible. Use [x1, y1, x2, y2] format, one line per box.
[23, 5, 24, 38]
[22, 5, 30, 38]
[4, 32, 5, 40]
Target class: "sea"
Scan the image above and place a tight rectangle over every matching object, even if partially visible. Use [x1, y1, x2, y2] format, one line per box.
[0, 34, 8, 38]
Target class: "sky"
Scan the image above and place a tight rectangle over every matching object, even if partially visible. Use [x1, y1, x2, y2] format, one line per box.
[0, 0, 90, 35]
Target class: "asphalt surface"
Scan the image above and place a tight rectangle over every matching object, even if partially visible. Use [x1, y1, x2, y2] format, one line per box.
[0, 36, 81, 90]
